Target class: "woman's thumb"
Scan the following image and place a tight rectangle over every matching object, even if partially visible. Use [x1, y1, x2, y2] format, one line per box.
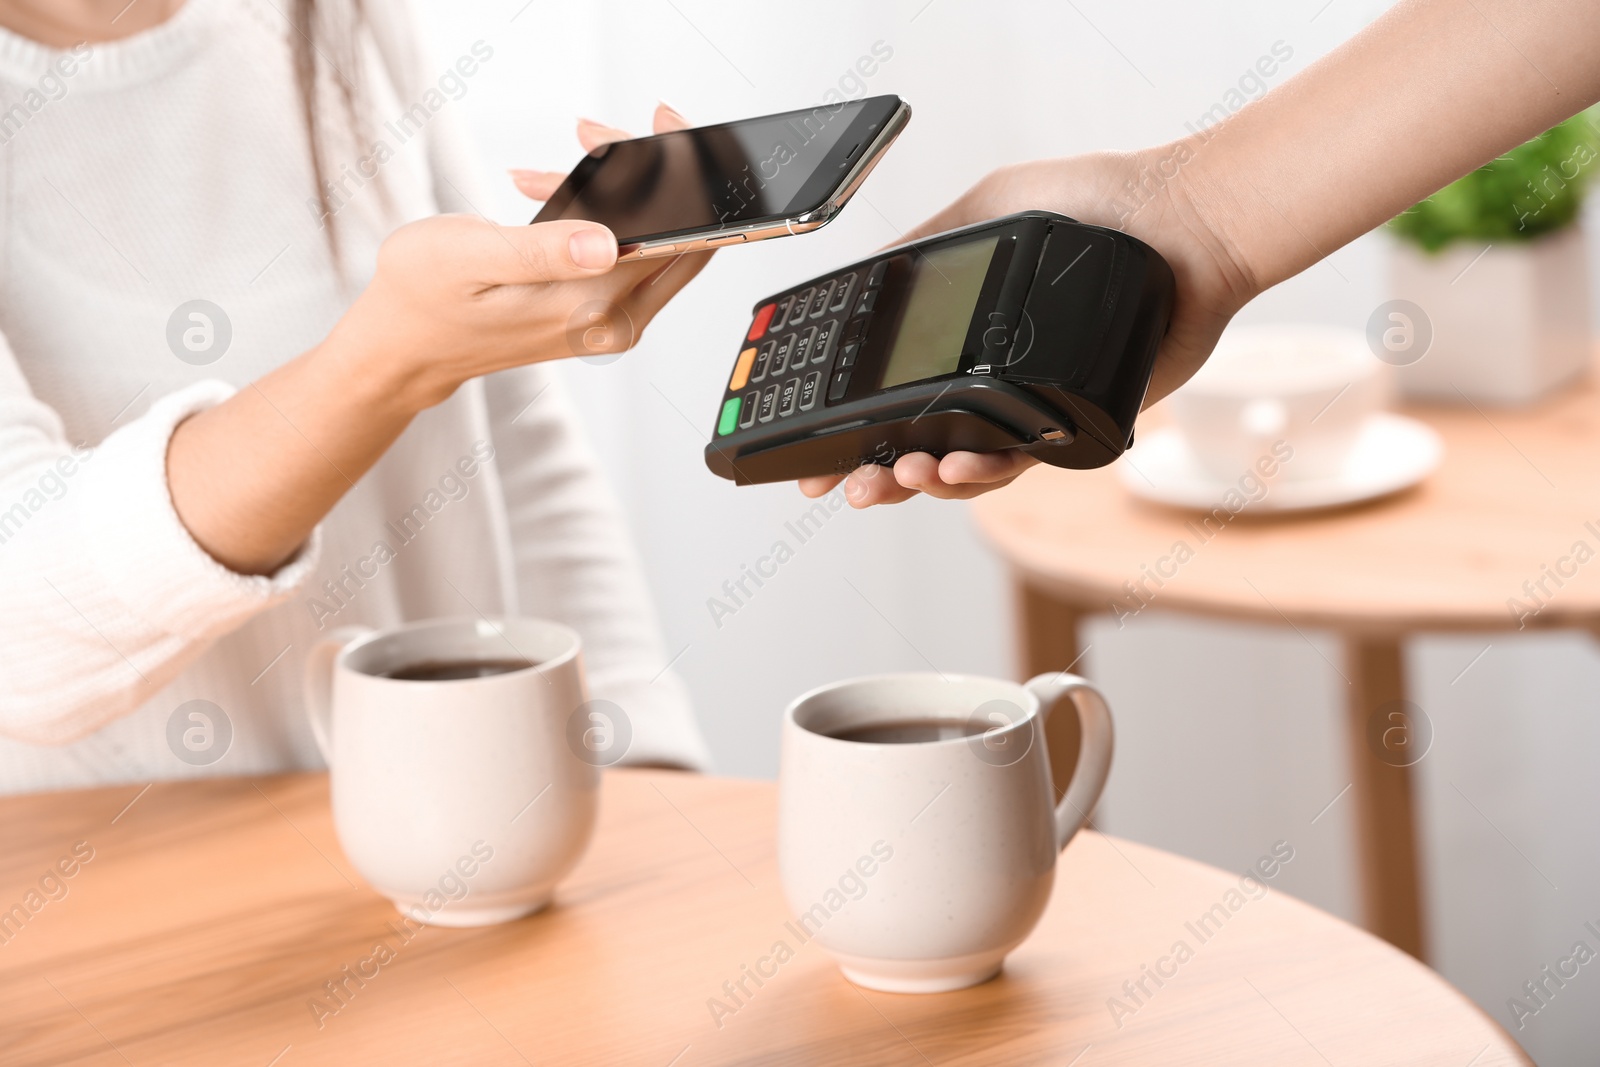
[483, 219, 619, 282]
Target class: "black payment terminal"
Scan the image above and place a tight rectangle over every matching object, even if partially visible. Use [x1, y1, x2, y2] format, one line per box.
[704, 211, 1174, 484]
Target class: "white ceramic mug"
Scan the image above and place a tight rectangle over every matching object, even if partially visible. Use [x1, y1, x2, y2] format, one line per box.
[1168, 325, 1394, 481]
[778, 672, 1114, 994]
[303, 616, 603, 927]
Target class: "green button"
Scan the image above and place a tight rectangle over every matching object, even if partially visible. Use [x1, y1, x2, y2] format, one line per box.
[717, 396, 741, 436]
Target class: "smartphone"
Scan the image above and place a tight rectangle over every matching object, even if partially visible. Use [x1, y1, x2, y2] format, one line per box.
[533, 95, 910, 260]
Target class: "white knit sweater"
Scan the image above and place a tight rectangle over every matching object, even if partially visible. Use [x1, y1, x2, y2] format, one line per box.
[0, 0, 709, 792]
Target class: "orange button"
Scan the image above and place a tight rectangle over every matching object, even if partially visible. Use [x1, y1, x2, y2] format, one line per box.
[729, 347, 757, 391]
[748, 303, 776, 341]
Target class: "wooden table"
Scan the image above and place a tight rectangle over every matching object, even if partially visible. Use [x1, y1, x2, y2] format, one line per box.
[971, 376, 1600, 962]
[1, 770, 1526, 1065]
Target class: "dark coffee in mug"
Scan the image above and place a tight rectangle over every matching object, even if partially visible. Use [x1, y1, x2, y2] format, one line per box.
[378, 658, 537, 682]
[829, 718, 988, 745]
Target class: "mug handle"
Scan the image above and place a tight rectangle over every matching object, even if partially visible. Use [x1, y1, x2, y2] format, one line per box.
[1025, 672, 1115, 851]
[302, 626, 374, 766]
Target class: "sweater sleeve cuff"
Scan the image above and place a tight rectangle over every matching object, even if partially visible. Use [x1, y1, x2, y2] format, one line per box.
[597, 672, 713, 772]
[75, 380, 322, 640]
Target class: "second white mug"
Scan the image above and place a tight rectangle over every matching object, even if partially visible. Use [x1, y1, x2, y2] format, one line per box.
[778, 671, 1114, 993]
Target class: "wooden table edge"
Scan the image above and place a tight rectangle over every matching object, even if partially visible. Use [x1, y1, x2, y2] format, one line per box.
[988, 556, 1600, 639]
[1102, 826, 1532, 1064]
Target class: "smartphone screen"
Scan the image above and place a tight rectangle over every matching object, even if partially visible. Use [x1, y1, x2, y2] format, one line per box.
[534, 96, 903, 246]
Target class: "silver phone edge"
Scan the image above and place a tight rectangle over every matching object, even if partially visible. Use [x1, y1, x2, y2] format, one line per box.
[617, 101, 913, 262]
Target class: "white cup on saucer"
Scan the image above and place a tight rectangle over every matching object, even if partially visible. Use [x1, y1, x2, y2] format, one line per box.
[1168, 326, 1394, 482]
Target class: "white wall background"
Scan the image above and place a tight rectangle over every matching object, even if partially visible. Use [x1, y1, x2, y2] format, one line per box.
[416, 2, 1598, 1062]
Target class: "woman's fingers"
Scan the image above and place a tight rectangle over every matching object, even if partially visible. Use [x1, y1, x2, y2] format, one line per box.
[620, 250, 715, 324]
[573, 100, 688, 156]
[652, 100, 691, 133]
[510, 168, 566, 202]
[577, 116, 637, 153]
[574, 101, 689, 157]
[524, 108, 680, 202]
[576, 252, 715, 358]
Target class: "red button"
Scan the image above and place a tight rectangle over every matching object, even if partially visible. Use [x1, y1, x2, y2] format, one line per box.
[747, 303, 776, 341]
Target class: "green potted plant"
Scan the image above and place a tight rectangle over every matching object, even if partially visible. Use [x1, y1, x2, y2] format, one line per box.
[1384, 111, 1598, 405]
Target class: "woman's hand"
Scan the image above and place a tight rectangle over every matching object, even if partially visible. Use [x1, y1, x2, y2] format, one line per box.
[170, 105, 712, 575]
[800, 144, 1259, 508]
[325, 103, 711, 411]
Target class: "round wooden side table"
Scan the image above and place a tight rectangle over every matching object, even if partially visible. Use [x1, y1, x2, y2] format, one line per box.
[971, 377, 1600, 961]
[0, 770, 1528, 1064]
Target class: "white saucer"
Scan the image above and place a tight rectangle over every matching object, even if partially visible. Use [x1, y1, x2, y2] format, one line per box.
[1118, 413, 1443, 513]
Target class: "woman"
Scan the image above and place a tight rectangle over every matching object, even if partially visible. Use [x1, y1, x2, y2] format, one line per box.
[0, 0, 712, 789]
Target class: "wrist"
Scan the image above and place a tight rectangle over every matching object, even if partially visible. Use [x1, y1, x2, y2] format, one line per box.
[1144, 136, 1266, 313]
[315, 290, 454, 416]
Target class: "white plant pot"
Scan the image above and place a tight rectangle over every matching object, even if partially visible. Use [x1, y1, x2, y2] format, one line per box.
[1386, 225, 1593, 406]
